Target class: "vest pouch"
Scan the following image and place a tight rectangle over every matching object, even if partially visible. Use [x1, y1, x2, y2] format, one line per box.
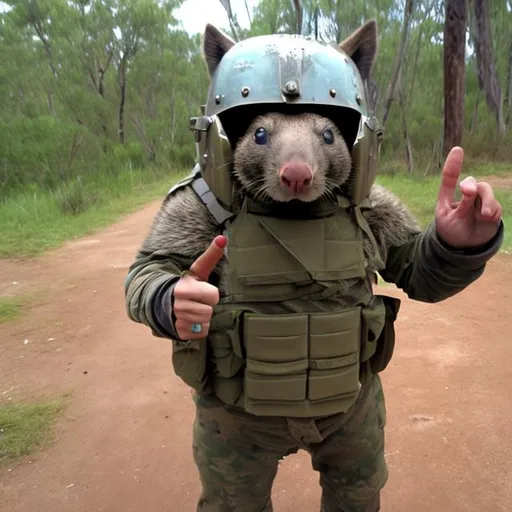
[241, 309, 363, 417]
[207, 310, 246, 406]
[369, 295, 401, 374]
[209, 310, 245, 378]
[243, 313, 309, 411]
[308, 308, 362, 405]
[360, 295, 387, 364]
[171, 338, 210, 394]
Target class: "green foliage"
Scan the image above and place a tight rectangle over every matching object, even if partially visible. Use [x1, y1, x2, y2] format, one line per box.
[0, 0, 511, 258]
[0, 398, 66, 464]
[0, 167, 187, 258]
[232, 0, 512, 174]
[0, 0, 205, 198]
[52, 177, 95, 216]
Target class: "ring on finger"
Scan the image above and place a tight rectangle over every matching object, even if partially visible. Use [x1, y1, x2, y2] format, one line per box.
[191, 323, 202, 333]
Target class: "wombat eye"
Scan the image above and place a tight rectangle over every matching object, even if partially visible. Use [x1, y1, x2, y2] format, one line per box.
[254, 127, 268, 145]
[322, 129, 334, 145]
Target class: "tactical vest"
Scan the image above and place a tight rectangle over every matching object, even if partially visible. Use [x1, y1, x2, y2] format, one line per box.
[169, 167, 401, 418]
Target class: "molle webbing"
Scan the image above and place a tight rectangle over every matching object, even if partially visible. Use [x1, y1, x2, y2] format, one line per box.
[169, 187, 396, 418]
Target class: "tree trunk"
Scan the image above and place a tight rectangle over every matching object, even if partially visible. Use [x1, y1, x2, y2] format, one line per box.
[382, 0, 415, 128]
[470, 97, 480, 135]
[367, 79, 379, 116]
[472, 0, 505, 135]
[244, 0, 252, 24]
[292, 0, 303, 35]
[47, 89, 54, 116]
[313, 6, 319, 40]
[98, 52, 113, 99]
[219, 0, 241, 41]
[443, 0, 468, 157]
[506, 39, 512, 125]
[98, 54, 112, 142]
[408, 1, 435, 101]
[170, 88, 178, 147]
[399, 79, 414, 174]
[426, 123, 444, 176]
[118, 56, 127, 144]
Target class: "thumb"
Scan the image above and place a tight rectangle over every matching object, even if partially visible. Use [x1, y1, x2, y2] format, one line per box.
[189, 235, 228, 282]
[454, 176, 477, 217]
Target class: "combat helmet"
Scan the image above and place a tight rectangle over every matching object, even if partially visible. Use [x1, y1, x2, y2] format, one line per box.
[189, 21, 383, 210]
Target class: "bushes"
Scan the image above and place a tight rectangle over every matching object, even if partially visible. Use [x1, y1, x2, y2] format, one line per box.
[0, 115, 196, 199]
[52, 177, 96, 216]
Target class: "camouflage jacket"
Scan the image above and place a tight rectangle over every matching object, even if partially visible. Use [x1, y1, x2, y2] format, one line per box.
[124, 200, 504, 342]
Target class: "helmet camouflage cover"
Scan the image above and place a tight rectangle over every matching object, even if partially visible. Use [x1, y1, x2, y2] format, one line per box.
[189, 21, 383, 208]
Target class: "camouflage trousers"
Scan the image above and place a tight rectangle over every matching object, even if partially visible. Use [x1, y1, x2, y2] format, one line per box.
[192, 373, 387, 512]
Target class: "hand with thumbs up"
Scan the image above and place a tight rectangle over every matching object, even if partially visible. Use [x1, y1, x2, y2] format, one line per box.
[172, 235, 227, 340]
[435, 147, 503, 249]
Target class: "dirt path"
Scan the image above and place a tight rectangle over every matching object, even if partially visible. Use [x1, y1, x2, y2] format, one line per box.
[0, 199, 511, 512]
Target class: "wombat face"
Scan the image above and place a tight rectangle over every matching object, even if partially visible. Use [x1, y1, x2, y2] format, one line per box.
[233, 112, 352, 203]
[201, 20, 379, 204]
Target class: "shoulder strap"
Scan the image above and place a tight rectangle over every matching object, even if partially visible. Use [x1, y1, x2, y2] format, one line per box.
[335, 193, 385, 270]
[351, 203, 385, 270]
[191, 173, 235, 226]
[166, 166, 199, 196]
[167, 163, 235, 228]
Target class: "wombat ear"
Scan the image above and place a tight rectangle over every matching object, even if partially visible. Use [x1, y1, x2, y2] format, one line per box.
[202, 24, 236, 77]
[338, 20, 378, 82]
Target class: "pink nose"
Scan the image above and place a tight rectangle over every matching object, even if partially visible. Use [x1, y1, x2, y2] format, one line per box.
[279, 162, 313, 194]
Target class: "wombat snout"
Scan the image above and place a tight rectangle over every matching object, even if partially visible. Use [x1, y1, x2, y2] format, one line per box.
[279, 161, 313, 195]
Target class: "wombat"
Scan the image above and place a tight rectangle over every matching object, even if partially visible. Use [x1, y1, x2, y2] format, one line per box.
[125, 21, 503, 511]
[140, 111, 420, 287]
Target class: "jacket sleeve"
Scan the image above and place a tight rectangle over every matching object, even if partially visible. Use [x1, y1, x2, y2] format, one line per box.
[124, 249, 194, 340]
[379, 220, 504, 303]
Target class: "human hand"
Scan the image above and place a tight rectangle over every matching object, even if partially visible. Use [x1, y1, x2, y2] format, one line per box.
[435, 147, 502, 249]
[172, 235, 227, 340]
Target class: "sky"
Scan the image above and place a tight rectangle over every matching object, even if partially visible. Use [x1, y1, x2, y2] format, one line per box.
[0, 1, 258, 36]
[175, 0, 257, 35]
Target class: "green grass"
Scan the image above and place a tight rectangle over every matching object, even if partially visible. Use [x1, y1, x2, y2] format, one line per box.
[464, 160, 512, 177]
[0, 297, 25, 323]
[0, 292, 45, 324]
[0, 398, 67, 465]
[0, 167, 188, 258]
[1, 161, 510, 259]
[376, 168, 512, 252]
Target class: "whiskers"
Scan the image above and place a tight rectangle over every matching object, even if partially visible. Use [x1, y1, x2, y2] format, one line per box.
[235, 172, 275, 204]
[252, 183, 275, 204]
[319, 177, 339, 201]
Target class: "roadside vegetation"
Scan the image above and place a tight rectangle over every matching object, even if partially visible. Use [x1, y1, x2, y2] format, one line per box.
[0, 397, 68, 465]
[1, 1, 510, 259]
